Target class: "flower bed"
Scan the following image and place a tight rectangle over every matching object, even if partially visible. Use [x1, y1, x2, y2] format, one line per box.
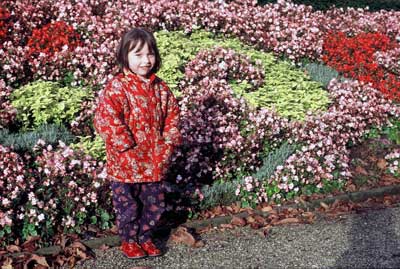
[0, 0, 399, 247]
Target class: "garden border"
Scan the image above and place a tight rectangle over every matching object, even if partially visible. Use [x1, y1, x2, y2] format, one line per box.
[8, 184, 400, 258]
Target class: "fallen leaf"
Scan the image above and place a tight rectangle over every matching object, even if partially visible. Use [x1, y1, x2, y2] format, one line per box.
[76, 248, 87, 260]
[346, 183, 357, 192]
[258, 226, 271, 238]
[377, 159, 387, 170]
[1, 257, 13, 269]
[320, 202, 330, 210]
[274, 217, 301, 226]
[296, 197, 308, 207]
[24, 254, 49, 269]
[212, 206, 223, 216]
[355, 166, 368, 175]
[226, 206, 234, 213]
[110, 225, 118, 234]
[253, 215, 266, 225]
[6, 245, 21, 253]
[231, 216, 246, 227]
[245, 215, 256, 224]
[193, 240, 205, 248]
[301, 211, 316, 223]
[261, 206, 273, 212]
[71, 241, 87, 251]
[249, 222, 261, 229]
[21, 236, 40, 252]
[169, 226, 196, 247]
[220, 223, 234, 229]
[53, 255, 66, 267]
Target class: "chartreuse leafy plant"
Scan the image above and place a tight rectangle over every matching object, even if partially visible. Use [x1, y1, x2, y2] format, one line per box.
[156, 30, 330, 120]
[70, 134, 106, 161]
[10, 80, 93, 130]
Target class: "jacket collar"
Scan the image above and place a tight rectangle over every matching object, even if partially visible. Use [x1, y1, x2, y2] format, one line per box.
[123, 69, 157, 84]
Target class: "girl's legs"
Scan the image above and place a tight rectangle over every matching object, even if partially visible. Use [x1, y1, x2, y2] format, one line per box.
[137, 182, 166, 243]
[111, 182, 141, 243]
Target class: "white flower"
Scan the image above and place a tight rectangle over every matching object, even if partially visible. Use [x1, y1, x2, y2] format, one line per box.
[38, 213, 45, 222]
[2, 198, 10, 206]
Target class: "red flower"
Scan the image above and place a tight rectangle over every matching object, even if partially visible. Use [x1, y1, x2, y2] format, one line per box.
[322, 31, 400, 102]
[27, 21, 82, 59]
[0, 7, 12, 46]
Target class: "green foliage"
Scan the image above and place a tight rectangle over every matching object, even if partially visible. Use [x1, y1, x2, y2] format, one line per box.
[0, 124, 75, 152]
[10, 80, 93, 130]
[364, 117, 400, 144]
[156, 29, 330, 121]
[303, 62, 342, 89]
[69, 135, 106, 161]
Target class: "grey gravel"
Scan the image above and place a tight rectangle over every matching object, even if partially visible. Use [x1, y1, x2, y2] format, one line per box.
[74, 206, 400, 269]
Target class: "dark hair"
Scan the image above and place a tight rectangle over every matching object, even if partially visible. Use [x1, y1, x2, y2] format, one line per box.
[116, 28, 161, 74]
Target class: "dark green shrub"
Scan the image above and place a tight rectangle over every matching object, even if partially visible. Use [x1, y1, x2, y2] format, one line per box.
[258, 0, 400, 11]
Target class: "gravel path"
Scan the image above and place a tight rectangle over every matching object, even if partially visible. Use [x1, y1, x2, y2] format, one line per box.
[75, 206, 400, 269]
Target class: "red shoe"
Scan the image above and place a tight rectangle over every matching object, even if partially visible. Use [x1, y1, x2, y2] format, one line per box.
[141, 240, 163, 257]
[120, 241, 147, 259]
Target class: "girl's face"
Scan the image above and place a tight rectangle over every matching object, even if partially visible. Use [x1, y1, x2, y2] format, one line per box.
[127, 42, 155, 79]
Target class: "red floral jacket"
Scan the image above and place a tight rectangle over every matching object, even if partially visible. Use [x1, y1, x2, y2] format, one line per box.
[93, 72, 181, 183]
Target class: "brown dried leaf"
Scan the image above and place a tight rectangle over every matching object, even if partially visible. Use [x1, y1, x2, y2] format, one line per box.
[193, 240, 205, 248]
[76, 248, 87, 260]
[169, 226, 196, 247]
[1, 257, 13, 269]
[355, 166, 368, 175]
[245, 215, 256, 224]
[21, 236, 40, 252]
[268, 209, 278, 215]
[24, 254, 49, 269]
[6, 245, 21, 253]
[346, 183, 357, 192]
[212, 206, 223, 216]
[71, 241, 87, 250]
[231, 216, 246, 227]
[253, 215, 266, 225]
[331, 199, 341, 209]
[377, 159, 387, 170]
[249, 222, 261, 229]
[261, 206, 273, 212]
[231, 202, 241, 213]
[301, 211, 316, 224]
[53, 255, 66, 267]
[258, 226, 271, 238]
[274, 217, 301, 226]
[226, 206, 234, 213]
[220, 223, 234, 229]
[320, 202, 330, 210]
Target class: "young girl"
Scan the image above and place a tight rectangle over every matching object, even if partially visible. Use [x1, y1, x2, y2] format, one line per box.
[93, 28, 181, 259]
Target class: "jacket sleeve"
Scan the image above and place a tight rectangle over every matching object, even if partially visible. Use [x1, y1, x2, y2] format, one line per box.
[93, 79, 136, 152]
[163, 88, 181, 147]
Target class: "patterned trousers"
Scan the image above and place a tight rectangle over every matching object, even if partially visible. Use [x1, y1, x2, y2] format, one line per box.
[111, 181, 165, 243]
